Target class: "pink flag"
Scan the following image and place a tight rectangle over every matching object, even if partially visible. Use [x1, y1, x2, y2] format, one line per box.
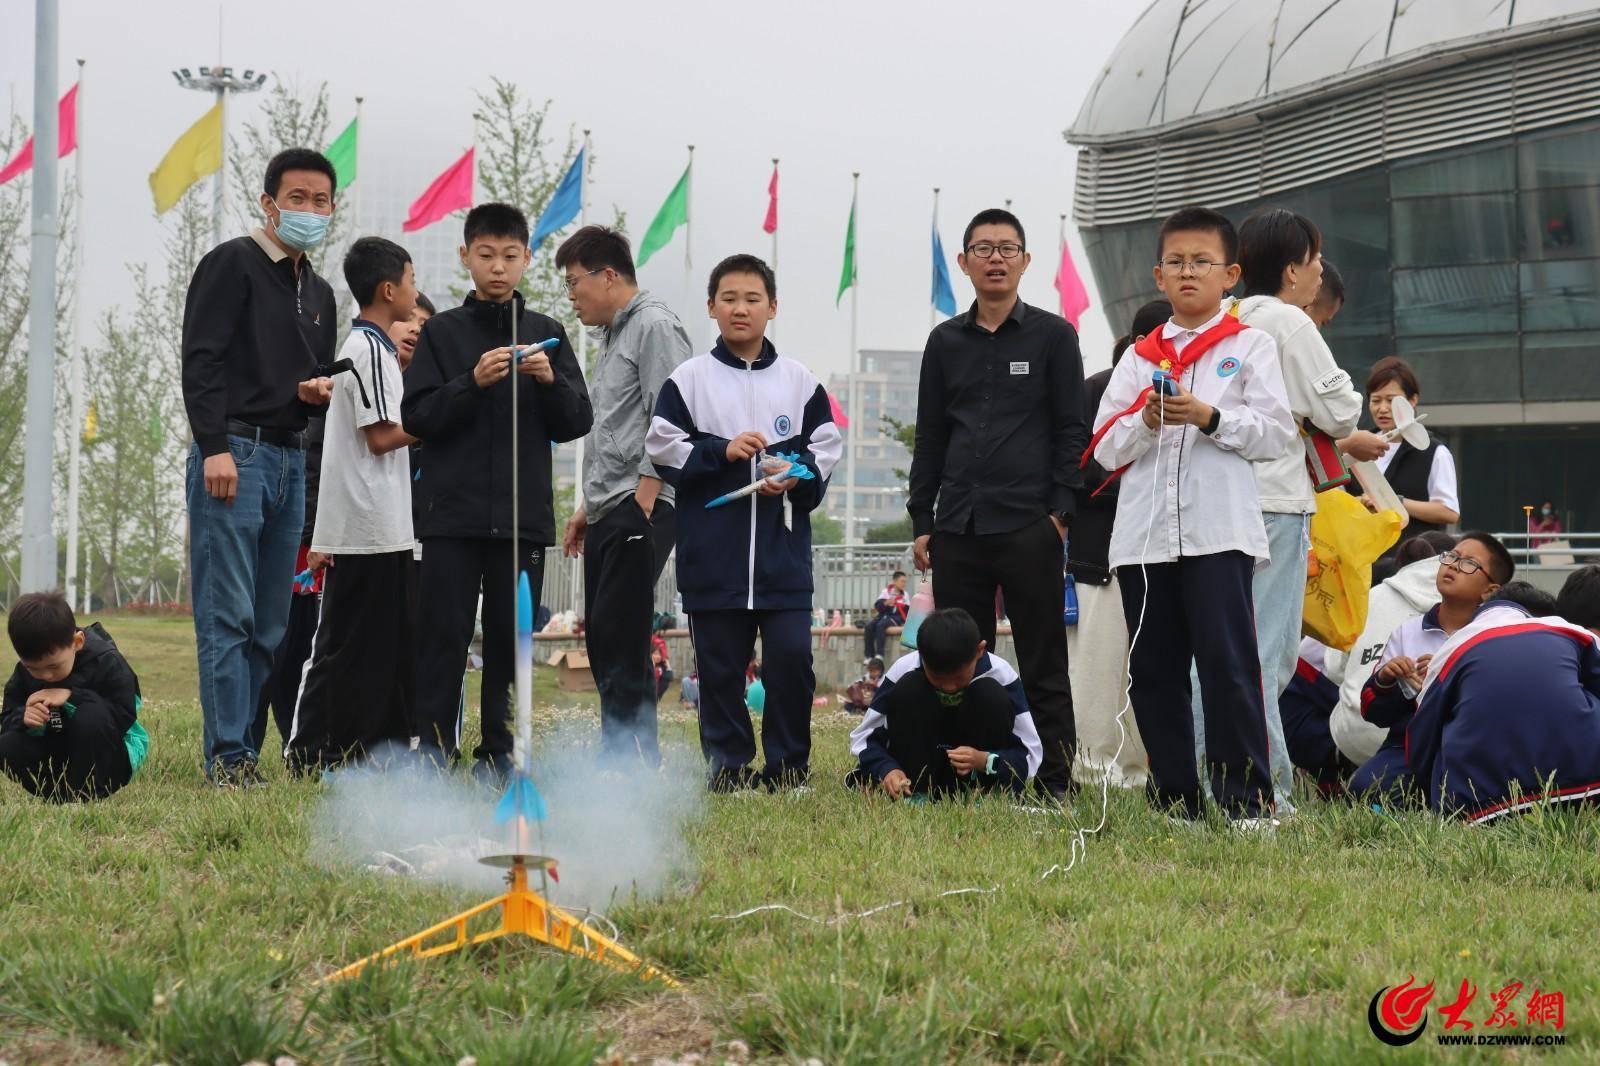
[1053, 237, 1090, 329]
[762, 165, 778, 234]
[827, 391, 849, 429]
[402, 147, 474, 233]
[0, 83, 79, 186]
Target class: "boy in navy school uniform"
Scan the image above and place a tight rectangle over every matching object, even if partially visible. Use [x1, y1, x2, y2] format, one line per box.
[646, 254, 842, 791]
[1351, 532, 1510, 803]
[1405, 566, 1600, 822]
[848, 608, 1042, 799]
[1088, 206, 1295, 823]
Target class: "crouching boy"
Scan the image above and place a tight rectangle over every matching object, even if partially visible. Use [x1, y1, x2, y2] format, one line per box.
[848, 608, 1041, 799]
[1, 592, 148, 802]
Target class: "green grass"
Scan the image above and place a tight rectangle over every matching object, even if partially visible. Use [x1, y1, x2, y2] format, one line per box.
[3, 612, 1598, 1063]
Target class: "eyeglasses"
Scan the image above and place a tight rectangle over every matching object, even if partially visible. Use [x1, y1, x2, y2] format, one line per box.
[563, 268, 603, 292]
[966, 242, 1023, 260]
[1158, 257, 1220, 277]
[1441, 551, 1486, 576]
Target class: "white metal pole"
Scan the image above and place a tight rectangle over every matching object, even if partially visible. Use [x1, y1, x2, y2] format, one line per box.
[351, 95, 363, 232]
[573, 130, 590, 610]
[769, 156, 778, 341]
[211, 9, 225, 246]
[20, 0, 61, 592]
[930, 186, 940, 333]
[684, 144, 695, 352]
[844, 172, 860, 548]
[65, 58, 85, 610]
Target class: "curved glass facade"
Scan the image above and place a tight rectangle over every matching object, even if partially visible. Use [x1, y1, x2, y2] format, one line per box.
[1079, 120, 1600, 531]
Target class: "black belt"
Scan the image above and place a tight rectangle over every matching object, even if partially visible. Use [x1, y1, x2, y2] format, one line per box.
[226, 420, 306, 450]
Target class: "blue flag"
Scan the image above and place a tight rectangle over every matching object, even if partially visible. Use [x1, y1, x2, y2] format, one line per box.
[530, 147, 585, 251]
[931, 219, 957, 317]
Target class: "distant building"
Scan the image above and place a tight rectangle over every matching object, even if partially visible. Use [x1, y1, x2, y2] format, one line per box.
[359, 173, 466, 303]
[827, 348, 921, 533]
[1068, 0, 1600, 532]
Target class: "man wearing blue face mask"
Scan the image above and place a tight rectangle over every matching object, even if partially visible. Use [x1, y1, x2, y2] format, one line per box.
[180, 147, 339, 789]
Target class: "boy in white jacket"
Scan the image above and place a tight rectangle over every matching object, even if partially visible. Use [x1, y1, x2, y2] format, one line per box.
[1089, 207, 1294, 822]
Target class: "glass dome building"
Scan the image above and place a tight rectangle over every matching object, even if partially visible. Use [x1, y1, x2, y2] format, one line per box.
[1068, 0, 1600, 531]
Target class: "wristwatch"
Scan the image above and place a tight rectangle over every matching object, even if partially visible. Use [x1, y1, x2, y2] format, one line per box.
[1201, 408, 1222, 435]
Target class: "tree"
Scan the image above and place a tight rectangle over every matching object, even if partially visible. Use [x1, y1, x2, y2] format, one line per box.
[880, 414, 916, 483]
[865, 517, 913, 544]
[812, 511, 844, 545]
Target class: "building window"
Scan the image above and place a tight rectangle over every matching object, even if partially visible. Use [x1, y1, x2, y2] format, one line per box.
[1392, 195, 1516, 267]
[1521, 186, 1600, 260]
[1518, 124, 1600, 190]
[1391, 144, 1514, 197]
[1394, 334, 1520, 405]
[1393, 264, 1518, 336]
[1522, 331, 1600, 402]
[1521, 259, 1600, 331]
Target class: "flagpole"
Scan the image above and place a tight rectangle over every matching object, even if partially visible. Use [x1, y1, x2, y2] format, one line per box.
[66, 57, 86, 610]
[684, 144, 695, 351]
[20, 0, 61, 592]
[573, 129, 590, 606]
[930, 186, 940, 333]
[211, 9, 225, 247]
[351, 95, 363, 232]
[769, 156, 778, 341]
[844, 171, 860, 548]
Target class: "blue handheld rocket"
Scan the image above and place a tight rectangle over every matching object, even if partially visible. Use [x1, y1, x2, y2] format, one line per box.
[514, 337, 560, 364]
[705, 451, 815, 509]
[494, 570, 548, 825]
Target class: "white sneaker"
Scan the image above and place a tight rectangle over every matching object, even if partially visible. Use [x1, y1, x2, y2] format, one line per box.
[1232, 816, 1281, 833]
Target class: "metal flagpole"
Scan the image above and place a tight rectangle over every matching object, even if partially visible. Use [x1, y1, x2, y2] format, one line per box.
[684, 144, 695, 351]
[351, 95, 363, 231]
[930, 186, 939, 332]
[573, 130, 590, 609]
[21, 0, 61, 591]
[769, 157, 777, 341]
[844, 171, 860, 548]
[66, 58, 86, 610]
[211, 10, 225, 247]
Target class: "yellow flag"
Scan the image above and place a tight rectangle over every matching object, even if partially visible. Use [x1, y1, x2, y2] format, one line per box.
[148, 102, 223, 214]
[84, 398, 98, 442]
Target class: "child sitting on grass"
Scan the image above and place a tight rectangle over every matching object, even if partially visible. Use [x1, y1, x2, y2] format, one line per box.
[1, 592, 147, 802]
[848, 608, 1041, 799]
[1352, 532, 1511, 804]
[842, 657, 885, 714]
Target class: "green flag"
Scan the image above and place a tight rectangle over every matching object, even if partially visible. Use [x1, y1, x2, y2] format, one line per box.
[637, 162, 690, 267]
[836, 194, 856, 306]
[326, 117, 358, 192]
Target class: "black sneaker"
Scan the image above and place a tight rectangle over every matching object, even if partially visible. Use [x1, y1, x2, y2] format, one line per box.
[241, 760, 268, 790]
[707, 765, 760, 794]
[471, 756, 512, 789]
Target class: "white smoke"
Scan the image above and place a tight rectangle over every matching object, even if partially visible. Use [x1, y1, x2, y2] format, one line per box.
[309, 735, 702, 915]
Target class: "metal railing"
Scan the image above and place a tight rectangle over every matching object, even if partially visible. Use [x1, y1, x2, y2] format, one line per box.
[1492, 533, 1600, 572]
[539, 542, 924, 623]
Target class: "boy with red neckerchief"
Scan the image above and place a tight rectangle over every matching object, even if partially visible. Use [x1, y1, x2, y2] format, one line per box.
[1088, 206, 1295, 824]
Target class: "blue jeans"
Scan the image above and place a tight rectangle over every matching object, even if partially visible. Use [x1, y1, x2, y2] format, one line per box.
[186, 436, 305, 776]
[1190, 512, 1309, 810]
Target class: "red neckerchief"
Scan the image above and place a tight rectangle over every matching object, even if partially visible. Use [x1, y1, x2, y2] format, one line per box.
[1079, 313, 1249, 495]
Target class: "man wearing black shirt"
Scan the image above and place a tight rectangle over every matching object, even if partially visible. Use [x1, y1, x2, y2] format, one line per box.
[907, 208, 1087, 799]
[181, 148, 338, 787]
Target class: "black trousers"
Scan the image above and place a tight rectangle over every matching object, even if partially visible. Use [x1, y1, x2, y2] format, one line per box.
[863, 615, 895, 659]
[287, 550, 416, 768]
[931, 517, 1076, 791]
[1117, 551, 1273, 818]
[583, 500, 676, 765]
[415, 536, 545, 766]
[881, 672, 1023, 797]
[252, 584, 320, 757]
[688, 608, 813, 785]
[0, 694, 132, 802]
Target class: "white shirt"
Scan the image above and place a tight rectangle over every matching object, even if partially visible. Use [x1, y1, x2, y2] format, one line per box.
[1375, 439, 1459, 514]
[1234, 296, 1364, 515]
[311, 322, 414, 555]
[1093, 309, 1295, 568]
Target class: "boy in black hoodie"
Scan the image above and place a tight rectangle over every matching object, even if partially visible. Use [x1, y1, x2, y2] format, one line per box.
[401, 204, 592, 779]
[1, 592, 148, 801]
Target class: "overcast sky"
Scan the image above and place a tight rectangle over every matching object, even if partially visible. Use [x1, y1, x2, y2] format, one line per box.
[4, 0, 1143, 377]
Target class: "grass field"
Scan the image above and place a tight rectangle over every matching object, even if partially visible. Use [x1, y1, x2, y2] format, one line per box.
[2, 612, 1598, 1064]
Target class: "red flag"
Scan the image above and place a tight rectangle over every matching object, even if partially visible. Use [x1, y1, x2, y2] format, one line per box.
[0, 83, 80, 186]
[827, 391, 849, 429]
[402, 147, 474, 233]
[1053, 237, 1090, 330]
[762, 165, 778, 234]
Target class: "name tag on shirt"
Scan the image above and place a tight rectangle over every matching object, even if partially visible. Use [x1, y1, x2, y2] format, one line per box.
[1009, 361, 1030, 376]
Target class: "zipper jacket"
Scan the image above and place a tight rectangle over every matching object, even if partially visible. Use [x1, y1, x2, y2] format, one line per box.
[645, 339, 842, 612]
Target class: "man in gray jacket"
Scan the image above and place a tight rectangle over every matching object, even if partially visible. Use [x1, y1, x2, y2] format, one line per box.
[558, 226, 692, 764]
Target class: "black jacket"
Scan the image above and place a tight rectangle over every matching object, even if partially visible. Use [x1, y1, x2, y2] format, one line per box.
[2, 624, 141, 736]
[401, 292, 592, 544]
[1068, 366, 1118, 585]
[181, 231, 338, 457]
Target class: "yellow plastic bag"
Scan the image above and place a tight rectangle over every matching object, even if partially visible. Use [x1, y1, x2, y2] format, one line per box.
[1302, 489, 1402, 650]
